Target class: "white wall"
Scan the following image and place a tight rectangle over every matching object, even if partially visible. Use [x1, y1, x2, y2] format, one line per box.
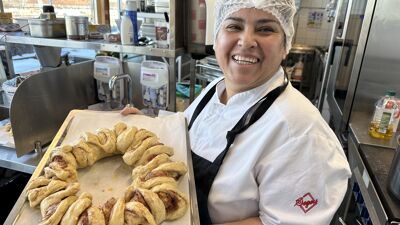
[293, 0, 334, 47]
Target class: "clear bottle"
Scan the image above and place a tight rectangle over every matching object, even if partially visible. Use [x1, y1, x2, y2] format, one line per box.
[369, 91, 398, 139]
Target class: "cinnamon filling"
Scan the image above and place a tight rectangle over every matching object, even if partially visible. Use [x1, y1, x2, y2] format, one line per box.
[78, 210, 89, 225]
[132, 191, 150, 210]
[102, 197, 117, 223]
[43, 202, 60, 220]
[52, 156, 68, 168]
[157, 192, 178, 212]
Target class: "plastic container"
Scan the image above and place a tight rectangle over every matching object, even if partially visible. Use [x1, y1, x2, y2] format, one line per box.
[369, 91, 398, 139]
[93, 56, 123, 103]
[121, 0, 138, 45]
[140, 60, 169, 109]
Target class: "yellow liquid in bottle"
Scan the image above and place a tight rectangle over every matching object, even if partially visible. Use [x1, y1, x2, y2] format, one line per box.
[368, 122, 394, 139]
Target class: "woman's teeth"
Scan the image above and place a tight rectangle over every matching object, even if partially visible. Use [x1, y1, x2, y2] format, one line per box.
[232, 55, 259, 64]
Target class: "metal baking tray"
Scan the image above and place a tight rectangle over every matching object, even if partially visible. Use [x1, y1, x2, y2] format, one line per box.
[5, 110, 199, 225]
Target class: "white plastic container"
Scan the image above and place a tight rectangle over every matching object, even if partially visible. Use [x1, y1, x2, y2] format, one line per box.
[140, 60, 169, 109]
[121, 0, 138, 45]
[93, 56, 124, 102]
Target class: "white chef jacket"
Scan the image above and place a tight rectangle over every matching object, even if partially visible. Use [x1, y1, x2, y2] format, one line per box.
[184, 67, 352, 225]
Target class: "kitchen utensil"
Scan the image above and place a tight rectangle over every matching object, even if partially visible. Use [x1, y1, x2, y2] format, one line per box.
[28, 18, 66, 38]
[65, 16, 89, 40]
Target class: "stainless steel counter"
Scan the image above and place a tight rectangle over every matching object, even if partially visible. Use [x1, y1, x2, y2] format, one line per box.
[349, 111, 398, 150]
[347, 110, 400, 225]
[0, 146, 42, 174]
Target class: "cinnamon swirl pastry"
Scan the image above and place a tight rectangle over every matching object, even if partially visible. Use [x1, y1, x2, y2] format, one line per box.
[113, 122, 127, 136]
[39, 195, 77, 225]
[40, 183, 80, 217]
[77, 206, 106, 225]
[26, 176, 51, 192]
[131, 154, 171, 181]
[27, 180, 68, 208]
[135, 145, 174, 166]
[130, 129, 157, 149]
[102, 197, 117, 224]
[151, 183, 188, 220]
[108, 197, 125, 225]
[124, 187, 166, 224]
[116, 126, 138, 153]
[96, 128, 117, 153]
[124, 202, 156, 225]
[60, 192, 92, 225]
[122, 137, 160, 166]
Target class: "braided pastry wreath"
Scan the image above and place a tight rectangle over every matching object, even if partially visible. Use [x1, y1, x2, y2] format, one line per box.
[25, 122, 189, 225]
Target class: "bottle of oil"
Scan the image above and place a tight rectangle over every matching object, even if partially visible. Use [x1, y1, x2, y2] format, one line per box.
[369, 91, 398, 139]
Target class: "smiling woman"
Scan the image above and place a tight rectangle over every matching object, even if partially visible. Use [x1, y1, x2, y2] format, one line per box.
[183, 0, 351, 225]
[215, 9, 287, 101]
[123, 1, 352, 224]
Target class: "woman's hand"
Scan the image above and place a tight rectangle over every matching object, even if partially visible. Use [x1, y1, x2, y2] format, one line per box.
[120, 105, 144, 116]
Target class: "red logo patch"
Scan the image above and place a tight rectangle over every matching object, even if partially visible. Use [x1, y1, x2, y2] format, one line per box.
[294, 193, 318, 213]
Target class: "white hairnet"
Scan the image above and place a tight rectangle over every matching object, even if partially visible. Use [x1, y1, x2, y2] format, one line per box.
[214, 0, 296, 54]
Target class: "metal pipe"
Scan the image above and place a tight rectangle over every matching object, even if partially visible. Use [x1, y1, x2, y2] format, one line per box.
[109, 74, 132, 105]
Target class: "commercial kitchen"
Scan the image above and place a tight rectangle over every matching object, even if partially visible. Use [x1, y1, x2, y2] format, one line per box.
[0, 0, 399, 224]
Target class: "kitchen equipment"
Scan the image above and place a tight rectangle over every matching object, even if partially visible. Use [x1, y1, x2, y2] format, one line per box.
[40, 5, 56, 20]
[140, 60, 169, 110]
[28, 18, 66, 38]
[33, 45, 62, 68]
[388, 136, 400, 200]
[65, 16, 89, 40]
[93, 56, 124, 108]
[13, 18, 30, 33]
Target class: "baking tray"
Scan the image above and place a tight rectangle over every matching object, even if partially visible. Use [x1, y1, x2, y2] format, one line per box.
[5, 109, 199, 225]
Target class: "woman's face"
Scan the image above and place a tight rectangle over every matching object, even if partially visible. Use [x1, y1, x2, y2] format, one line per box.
[215, 8, 286, 93]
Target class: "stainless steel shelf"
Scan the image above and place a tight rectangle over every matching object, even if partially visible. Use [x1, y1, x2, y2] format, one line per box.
[3, 32, 184, 58]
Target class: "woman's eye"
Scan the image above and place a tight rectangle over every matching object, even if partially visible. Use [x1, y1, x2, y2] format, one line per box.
[225, 25, 241, 31]
[257, 27, 275, 33]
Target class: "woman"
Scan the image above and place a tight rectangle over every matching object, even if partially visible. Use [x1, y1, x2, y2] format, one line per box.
[123, 1, 351, 224]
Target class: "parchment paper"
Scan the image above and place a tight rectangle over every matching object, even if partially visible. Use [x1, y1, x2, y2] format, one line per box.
[14, 110, 191, 225]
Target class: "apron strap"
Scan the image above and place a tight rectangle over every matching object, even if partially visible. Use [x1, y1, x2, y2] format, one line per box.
[188, 83, 218, 130]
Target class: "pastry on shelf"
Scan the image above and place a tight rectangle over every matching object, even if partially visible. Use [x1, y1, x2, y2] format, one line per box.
[151, 183, 188, 221]
[60, 192, 92, 225]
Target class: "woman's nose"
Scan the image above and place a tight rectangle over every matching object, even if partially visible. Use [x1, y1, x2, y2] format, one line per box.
[237, 29, 257, 48]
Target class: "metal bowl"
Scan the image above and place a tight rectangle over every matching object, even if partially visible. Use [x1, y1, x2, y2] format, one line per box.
[28, 18, 66, 38]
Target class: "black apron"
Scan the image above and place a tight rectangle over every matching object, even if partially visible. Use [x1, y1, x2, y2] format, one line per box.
[188, 76, 288, 225]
